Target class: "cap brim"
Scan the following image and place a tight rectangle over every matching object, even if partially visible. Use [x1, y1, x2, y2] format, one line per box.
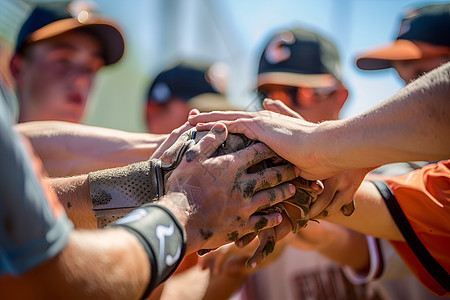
[356, 40, 450, 70]
[26, 18, 124, 65]
[257, 72, 339, 89]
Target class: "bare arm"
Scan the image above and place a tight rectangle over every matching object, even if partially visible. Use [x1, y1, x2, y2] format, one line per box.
[0, 228, 151, 300]
[290, 221, 370, 272]
[1, 172, 152, 300]
[190, 61, 450, 180]
[15, 121, 167, 177]
[47, 175, 98, 229]
[318, 61, 450, 176]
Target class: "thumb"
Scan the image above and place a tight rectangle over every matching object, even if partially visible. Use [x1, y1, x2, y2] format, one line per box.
[262, 98, 303, 119]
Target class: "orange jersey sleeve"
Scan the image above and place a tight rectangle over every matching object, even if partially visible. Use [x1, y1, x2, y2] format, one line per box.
[375, 160, 450, 296]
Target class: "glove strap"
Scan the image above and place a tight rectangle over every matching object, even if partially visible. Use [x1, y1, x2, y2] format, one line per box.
[111, 203, 187, 298]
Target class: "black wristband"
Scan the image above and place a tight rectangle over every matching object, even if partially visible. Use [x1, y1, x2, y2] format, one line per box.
[111, 203, 187, 299]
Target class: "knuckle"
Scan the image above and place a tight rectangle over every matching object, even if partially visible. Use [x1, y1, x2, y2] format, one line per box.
[202, 133, 218, 144]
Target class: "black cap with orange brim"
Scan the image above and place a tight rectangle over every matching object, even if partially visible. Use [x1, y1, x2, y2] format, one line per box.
[15, 1, 125, 65]
[356, 3, 450, 71]
[257, 27, 343, 89]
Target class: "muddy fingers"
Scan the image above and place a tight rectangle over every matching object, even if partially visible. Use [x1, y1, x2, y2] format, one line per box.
[245, 228, 276, 269]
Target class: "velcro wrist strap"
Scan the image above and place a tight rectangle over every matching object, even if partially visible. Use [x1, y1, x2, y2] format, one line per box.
[89, 159, 164, 227]
[111, 203, 186, 298]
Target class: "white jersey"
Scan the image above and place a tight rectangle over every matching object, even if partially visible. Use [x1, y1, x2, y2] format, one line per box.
[236, 246, 372, 300]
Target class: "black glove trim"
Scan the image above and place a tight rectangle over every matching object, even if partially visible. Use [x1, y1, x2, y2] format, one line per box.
[111, 203, 187, 298]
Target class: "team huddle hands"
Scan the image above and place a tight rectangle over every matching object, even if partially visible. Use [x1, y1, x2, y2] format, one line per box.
[4, 1, 450, 298]
[154, 122, 318, 260]
[144, 100, 358, 268]
[74, 97, 369, 281]
[162, 123, 299, 255]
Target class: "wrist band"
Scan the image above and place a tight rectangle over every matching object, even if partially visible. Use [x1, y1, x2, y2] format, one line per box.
[111, 203, 187, 298]
[89, 159, 164, 228]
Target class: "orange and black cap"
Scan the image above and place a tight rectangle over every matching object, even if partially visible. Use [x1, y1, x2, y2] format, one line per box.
[15, 1, 125, 65]
[356, 4, 450, 71]
[257, 27, 342, 89]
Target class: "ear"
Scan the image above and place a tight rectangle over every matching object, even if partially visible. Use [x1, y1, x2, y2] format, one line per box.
[9, 53, 25, 84]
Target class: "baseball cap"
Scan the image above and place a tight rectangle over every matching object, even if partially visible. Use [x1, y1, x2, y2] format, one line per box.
[257, 27, 342, 89]
[148, 62, 224, 104]
[15, 0, 125, 65]
[356, 3, 450, 70]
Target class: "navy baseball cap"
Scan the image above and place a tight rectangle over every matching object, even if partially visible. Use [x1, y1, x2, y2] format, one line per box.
[356, 3, 450, 70]
[257, 27, 342, 89]
[148, 63, 221, 104]
[15, 1, 125, 65]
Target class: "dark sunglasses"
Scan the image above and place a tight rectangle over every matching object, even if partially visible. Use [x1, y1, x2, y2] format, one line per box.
[257, 85, 339, 107]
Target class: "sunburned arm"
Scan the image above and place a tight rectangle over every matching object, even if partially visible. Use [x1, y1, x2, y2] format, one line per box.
[323, 181, 403, 241]
[15, 121, 167, 177]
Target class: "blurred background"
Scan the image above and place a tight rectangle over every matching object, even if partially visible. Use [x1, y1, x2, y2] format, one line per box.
[1, 0, 448, 132]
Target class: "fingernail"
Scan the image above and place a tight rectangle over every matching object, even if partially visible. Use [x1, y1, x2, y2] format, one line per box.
[277, 214, 283, 223]
[211, 123, 226, 134]
[289, 183, 296, 195]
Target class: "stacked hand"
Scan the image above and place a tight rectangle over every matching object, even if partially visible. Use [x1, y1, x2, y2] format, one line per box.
[162, 123, 298, 254]
[190, 99, 370, 220]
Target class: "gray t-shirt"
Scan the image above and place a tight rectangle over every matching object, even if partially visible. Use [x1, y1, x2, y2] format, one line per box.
[0, 84, 73, 275]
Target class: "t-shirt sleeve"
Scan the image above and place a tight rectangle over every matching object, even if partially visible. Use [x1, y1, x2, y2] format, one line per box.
[0, 99, 73, 276]
[371, 160, 450, 296]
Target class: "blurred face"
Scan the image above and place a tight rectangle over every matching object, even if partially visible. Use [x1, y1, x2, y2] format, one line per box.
[146, 98, 191, 134]
[392, 56, 450, 84]
[13, 31, 104, 123]
[258, 84, 347, 122]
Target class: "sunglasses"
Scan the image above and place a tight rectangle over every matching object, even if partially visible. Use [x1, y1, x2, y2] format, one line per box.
[257, 85, 339, 108]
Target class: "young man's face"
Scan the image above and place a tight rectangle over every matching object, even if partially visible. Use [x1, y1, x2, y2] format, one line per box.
[14, 30, 105, 123]
[392, 56, 450, 84]
[146, 98, 192, 134]
[258, 84, 346, 123]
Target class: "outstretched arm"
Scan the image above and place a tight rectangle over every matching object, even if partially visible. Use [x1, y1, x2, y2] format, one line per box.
[318, 61, 450, 177]
[190, 62, 450, 180]
[15, 121, 167, 177]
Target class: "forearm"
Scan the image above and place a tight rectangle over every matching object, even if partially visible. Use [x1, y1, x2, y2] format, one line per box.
[15, 121, 167, 177]
[0, 229, 150, 300]
[291, 221, 370, 272]
[46, 175, 97, 229]
[34, 182, 189, 298]
[317, 227, 369, 273]
[323, 181, 403, 241]
[317, 62, 450, 171]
